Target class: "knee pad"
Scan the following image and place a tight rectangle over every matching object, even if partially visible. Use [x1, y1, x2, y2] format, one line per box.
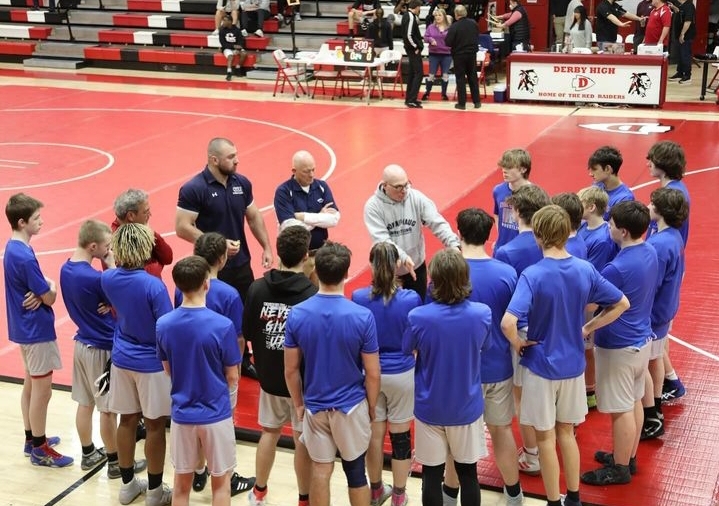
[341, 453, 367, 488]
[389, 430, 412, 460]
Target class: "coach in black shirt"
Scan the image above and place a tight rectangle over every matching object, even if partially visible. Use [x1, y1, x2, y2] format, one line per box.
[402, 0, 424, 108]
[446, 4, 480, 109]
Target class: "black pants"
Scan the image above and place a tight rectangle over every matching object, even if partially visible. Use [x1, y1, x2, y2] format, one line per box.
[452, 52, 480, 106]
[399, 261, 427, 302]
[405, 51, 423, 104]
[218, 262, 255, 303]
[218, 263, 255, 360]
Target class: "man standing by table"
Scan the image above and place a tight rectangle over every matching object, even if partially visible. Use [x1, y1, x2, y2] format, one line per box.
[595, 0, 643, 45]
[446, 4, 481, 110]
[176, 137, 274, 379]
[643, 0, 672, 49]
[669, 0, 695, 84]
[402, 0, 424, 108]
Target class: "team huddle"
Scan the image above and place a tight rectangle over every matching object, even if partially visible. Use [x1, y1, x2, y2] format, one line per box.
[3, 138, 690, 506]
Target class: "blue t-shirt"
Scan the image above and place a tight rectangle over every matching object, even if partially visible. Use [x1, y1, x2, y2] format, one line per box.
[596, 182, 634, 220]
[285, 294, 379, 413]
[495, 231, 542, 329]
[60, 260, 115, 350]
[157, 307, 242, 424]
[647, 228, 684, 338]
[596, 242, 658, 349]
[351, 287, 421, 375]
[3, 239, 55, 344]
[100, 268, 172, 372]
[466, 258, 517, 384]
[274, 178, 338, 250]
[177, 167, 255, 268]
[578, 221, 617, 271]
[492, 182, 519, 250]
[494, 231, 543, 276]
[566, 234, 588, 260]
[507, 257, 623, 380]
[646, 180, 690, 247]
[175, 278, 244, 336]
[403, 299, 490, 426]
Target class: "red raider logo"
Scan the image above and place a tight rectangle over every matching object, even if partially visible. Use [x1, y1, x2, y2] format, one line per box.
[571, 75, 595, 91]
[579, 123, 674, 135]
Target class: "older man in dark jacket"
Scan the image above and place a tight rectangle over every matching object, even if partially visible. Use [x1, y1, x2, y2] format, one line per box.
[446, 4, 481, 109]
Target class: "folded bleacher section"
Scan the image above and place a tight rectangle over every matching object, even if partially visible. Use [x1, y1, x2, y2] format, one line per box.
[0, 0, 360, 74]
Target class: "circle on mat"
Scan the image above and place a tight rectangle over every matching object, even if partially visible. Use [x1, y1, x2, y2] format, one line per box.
[0, 142, 115, 191]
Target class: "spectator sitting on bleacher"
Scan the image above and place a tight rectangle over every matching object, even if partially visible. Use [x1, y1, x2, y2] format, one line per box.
[275, 0, 302, 24]
[349, 0, 381, 37]
[426, 0, 455, 24]
[387, 0, 408, 26]
[214, 0, 240, 35]
[241, 0, 271, 37]
[219, 15, 247, 80]
[367, 7, 394, 52]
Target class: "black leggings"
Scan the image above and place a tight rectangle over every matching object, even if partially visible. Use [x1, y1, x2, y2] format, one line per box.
[422, 461, 480, 506]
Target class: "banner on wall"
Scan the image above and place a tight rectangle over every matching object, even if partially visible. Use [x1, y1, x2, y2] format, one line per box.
[508, 59, 663, 105]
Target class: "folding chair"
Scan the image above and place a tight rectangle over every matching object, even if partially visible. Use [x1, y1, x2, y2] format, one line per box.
[708, 46, 719, 90]
[311, 65, 341, 99]
[272, 49, 306, 97]
[375, 49, 404, 98]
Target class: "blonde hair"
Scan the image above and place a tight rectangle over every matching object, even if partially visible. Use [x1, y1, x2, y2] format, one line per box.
[78, 220, 112, 248]
[577, 186, 609, 216]
[531, 205, 570, 249]
[111, 223, 155, 269]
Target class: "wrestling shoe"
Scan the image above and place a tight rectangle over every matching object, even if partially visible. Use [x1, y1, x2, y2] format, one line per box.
[146, 483, 172, 506]
[30, 443, 74, 468]
[119, 477, 148, 505]
[504, 487, 524, 506]
[581, 464, 631, 485]
[231, 473, 256, 496]
[81, 447, 108, 470]
[593, 451, 637, 474]
[370, 483, 392, 506]
[662, 378, 686, 400]
[108, 459, 148, 479]
[24, 436, 60, 457]
[193, 467, 209, 492]
[518, 447, 540, 475]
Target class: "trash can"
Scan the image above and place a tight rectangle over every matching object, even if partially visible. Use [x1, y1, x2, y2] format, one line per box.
[493, 84, 507, 103]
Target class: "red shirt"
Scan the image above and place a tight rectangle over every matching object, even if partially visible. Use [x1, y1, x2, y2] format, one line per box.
[643, 4, 671, 46]
[110, 219, 173, 278]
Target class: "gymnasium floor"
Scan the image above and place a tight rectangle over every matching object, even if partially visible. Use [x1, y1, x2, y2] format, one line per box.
[0, 64, 718, 506]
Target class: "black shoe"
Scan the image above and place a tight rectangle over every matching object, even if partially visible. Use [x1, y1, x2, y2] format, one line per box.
[454, 103, 466, 110]
[421, 92, 430, 101]
[135, 419, 146, 441]
[413, 101, 423, 108]
[241, 359, 258, 380]
[405, 102, 420, 108]
[640, 416, 664, 440]
[473, 102, 481, 109]
[441, 94, 449, 101]
[225, 73, 232, 81]
[581, 464, 631, 485]
[193, 467, 209, 492]
[230, 473, 256, 496]
[667, 72, 682, 81]
[593, 451, 637, 475]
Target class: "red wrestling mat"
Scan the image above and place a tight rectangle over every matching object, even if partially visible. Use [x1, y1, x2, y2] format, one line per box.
[1, 84, 718, 506]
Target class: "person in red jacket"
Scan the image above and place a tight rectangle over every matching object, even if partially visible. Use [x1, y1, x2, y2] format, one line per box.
[111, 189, 173, 279]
